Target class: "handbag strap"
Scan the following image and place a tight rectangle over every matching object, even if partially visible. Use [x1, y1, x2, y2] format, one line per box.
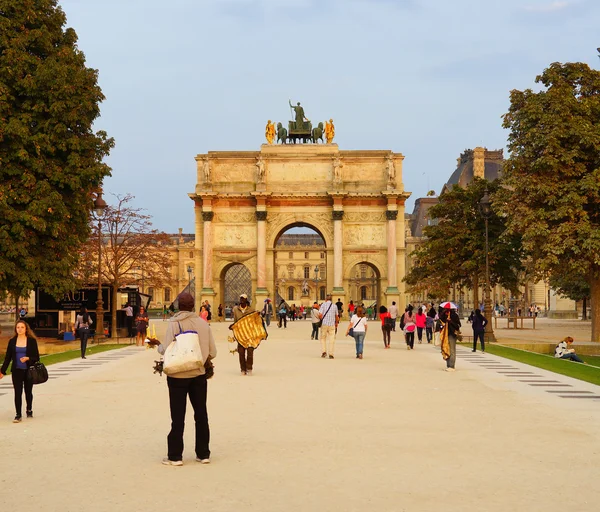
[323, 302, 333, 319]
[352, 318, 362, 329]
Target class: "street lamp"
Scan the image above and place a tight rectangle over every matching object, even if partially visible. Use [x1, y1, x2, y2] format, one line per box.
[187, 265, 193, 289]
[313, 265, 320, 302]
[93, 190, 107, 340]
[478, 187, 495, 342]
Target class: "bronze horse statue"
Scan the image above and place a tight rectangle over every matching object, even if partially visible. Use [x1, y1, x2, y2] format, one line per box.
[312, 122, 324, 143]
[277, 122, 288, 144]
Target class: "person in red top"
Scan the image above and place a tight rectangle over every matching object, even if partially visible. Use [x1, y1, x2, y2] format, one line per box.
[348, 300, 355, 317]
[379, 305, 392, 349]
[415, 308, 427, 343]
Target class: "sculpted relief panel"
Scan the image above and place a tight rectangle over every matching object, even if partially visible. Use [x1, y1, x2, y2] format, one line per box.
[343, 212, 387, 223]
[213, 212, 256, 224]
[214, 225, 256, 248]
[344, 225, 386, 246]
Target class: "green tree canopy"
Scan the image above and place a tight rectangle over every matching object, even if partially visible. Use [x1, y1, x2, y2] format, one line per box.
[501, 62, 600, 341]
[404, 178, 523, 303]
[0, 0, 114, 311]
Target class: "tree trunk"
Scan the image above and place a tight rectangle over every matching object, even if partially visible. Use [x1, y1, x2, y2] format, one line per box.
[111, 283, 119, 340]
[472, 275, 479, 311]
[591, 271, 600, 342]
[582, 297, 587, 321]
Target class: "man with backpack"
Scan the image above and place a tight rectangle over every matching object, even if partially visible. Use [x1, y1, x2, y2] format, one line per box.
[319, 294, 339, 359]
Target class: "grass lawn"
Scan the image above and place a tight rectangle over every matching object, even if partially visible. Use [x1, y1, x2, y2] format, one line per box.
[0, 344, 128, 375]
[459, 343, 600, 386]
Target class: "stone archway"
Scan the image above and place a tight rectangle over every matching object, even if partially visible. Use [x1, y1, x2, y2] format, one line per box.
[272, 222, 327, 308]
[190, 144, 410, 311]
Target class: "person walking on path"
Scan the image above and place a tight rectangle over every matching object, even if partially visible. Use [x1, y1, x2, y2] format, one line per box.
[401, 306, 417, 350]
[471, 309, 488, 352]
[440, 307, 461, 371]
[425, 314, 434, 344]
[319, 294, 339, 359]
[199, 305, 209, 322]
[135, 306, 149, 347]
[73, 306, 93, 359]
[157, 293, 217, 465]
[415, 307, 427, 344]
[0, 320, 40, 423]
[123, 302, 134, 338]
[388, 301, 398, 332]
[231, 294, 256, 375]
[346, 306, 368, 359]
[277, 301, 287, 329]
[555, 336, 586, 363]
[218, 304, 224, 322]
[261, 299, 273, 327]
[335, 298, 344, 320]
[310, 302, 320, 340]
[379, 305, 392, 349]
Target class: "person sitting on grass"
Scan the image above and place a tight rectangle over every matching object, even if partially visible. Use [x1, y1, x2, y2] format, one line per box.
[554, 336, 586, 364]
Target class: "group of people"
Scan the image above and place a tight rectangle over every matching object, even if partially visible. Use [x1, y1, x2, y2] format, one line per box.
[1, 291, 590, 469]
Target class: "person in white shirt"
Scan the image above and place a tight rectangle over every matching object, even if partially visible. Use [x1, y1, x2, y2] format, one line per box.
[346, 306, 368, 359]
[122, 302, 134, 338]
[554, 336, 585, 363]
[388, 301, 398, 332]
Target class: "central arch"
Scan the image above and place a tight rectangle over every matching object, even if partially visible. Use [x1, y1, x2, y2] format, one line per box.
[220, 263, 252, 309]
[272, 222, 328, 309]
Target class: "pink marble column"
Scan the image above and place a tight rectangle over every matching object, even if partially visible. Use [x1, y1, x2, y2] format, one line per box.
[332, 210, 344, 293]
[202, 211, 214, 291]
[386, 209, 398, 292]
[256, 210, 267, 292]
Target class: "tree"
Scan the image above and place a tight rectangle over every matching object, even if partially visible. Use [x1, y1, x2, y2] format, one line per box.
[501, 62, 600, 341]
[78, 195, 172, 338]
[404, 178, 523, 304]
[549, 271, 591, 320]
[0, 1, 114, 318]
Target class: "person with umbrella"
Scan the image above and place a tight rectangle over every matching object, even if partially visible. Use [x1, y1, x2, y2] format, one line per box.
[439, 302, 461, 372]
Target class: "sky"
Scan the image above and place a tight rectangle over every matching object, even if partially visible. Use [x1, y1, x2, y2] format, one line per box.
[60, 0, 600, 233]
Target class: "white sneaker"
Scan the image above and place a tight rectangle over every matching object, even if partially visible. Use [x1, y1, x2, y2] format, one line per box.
[196, 458, 210, 464]
[162, 458, 183, 466]
[445, 367, 456, 372]
[246, 370, 252, 376]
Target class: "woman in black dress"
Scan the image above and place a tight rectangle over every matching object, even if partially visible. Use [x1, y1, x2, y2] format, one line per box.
[0, 320, 41, 422]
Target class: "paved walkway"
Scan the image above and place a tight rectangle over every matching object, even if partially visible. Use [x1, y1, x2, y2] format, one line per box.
[1, 319, 600, 511]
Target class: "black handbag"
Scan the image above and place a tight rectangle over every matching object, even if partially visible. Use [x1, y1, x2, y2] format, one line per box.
[27, 361, 49, 385]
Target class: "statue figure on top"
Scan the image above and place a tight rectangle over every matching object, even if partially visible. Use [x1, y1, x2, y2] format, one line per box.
[265, 120, 276, 145]
[289, 100, 309, 131]
[325, 119, 335, 144]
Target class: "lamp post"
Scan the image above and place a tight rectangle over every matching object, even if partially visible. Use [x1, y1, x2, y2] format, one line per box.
[313, 265, 320, 302]
[93, 191, 107, 340]
[478, 187, 495, 342]
[187, 265, 193, 290]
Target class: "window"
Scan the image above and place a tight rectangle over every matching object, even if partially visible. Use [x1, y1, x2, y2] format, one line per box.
[360, 286, 367, 301]
[304, 266, 310, 279]
[304, 252, 309, 259]
[319, 287, 326, 301]
[288, 287, 295, 301]
[189, 251, 194, 258]
[164, 288, 171, 303]
[289, 252, 293, 259]
[287, 264, 295, 279]
[320, 252, 325, 259]
[360, 265, 367, 279]
[148, 287, 154, 299]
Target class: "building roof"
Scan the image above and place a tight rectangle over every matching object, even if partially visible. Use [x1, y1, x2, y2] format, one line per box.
[277, 234, 326, 247]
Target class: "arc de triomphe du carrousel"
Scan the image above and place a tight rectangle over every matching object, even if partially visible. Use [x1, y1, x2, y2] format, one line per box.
[189, 105, 411, 311]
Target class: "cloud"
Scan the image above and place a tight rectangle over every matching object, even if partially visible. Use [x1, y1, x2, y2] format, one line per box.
[522, 1, 570, 12]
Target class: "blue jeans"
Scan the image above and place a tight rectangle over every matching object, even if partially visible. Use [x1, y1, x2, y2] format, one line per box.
[311, 323, 319, 339]
[561, 353, 584, 363]
[78, 327, 90, 358]
[353, 331, 366, 356]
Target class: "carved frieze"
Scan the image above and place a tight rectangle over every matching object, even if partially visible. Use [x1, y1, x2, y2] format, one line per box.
[344, 225, 386, 246]
[215, 225, 255, 248]
[344, 212, 387, 223]
[213, 212, 255, 224]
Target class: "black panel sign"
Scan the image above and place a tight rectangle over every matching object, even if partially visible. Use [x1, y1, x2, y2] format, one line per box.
[36, 286, 112, 312]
